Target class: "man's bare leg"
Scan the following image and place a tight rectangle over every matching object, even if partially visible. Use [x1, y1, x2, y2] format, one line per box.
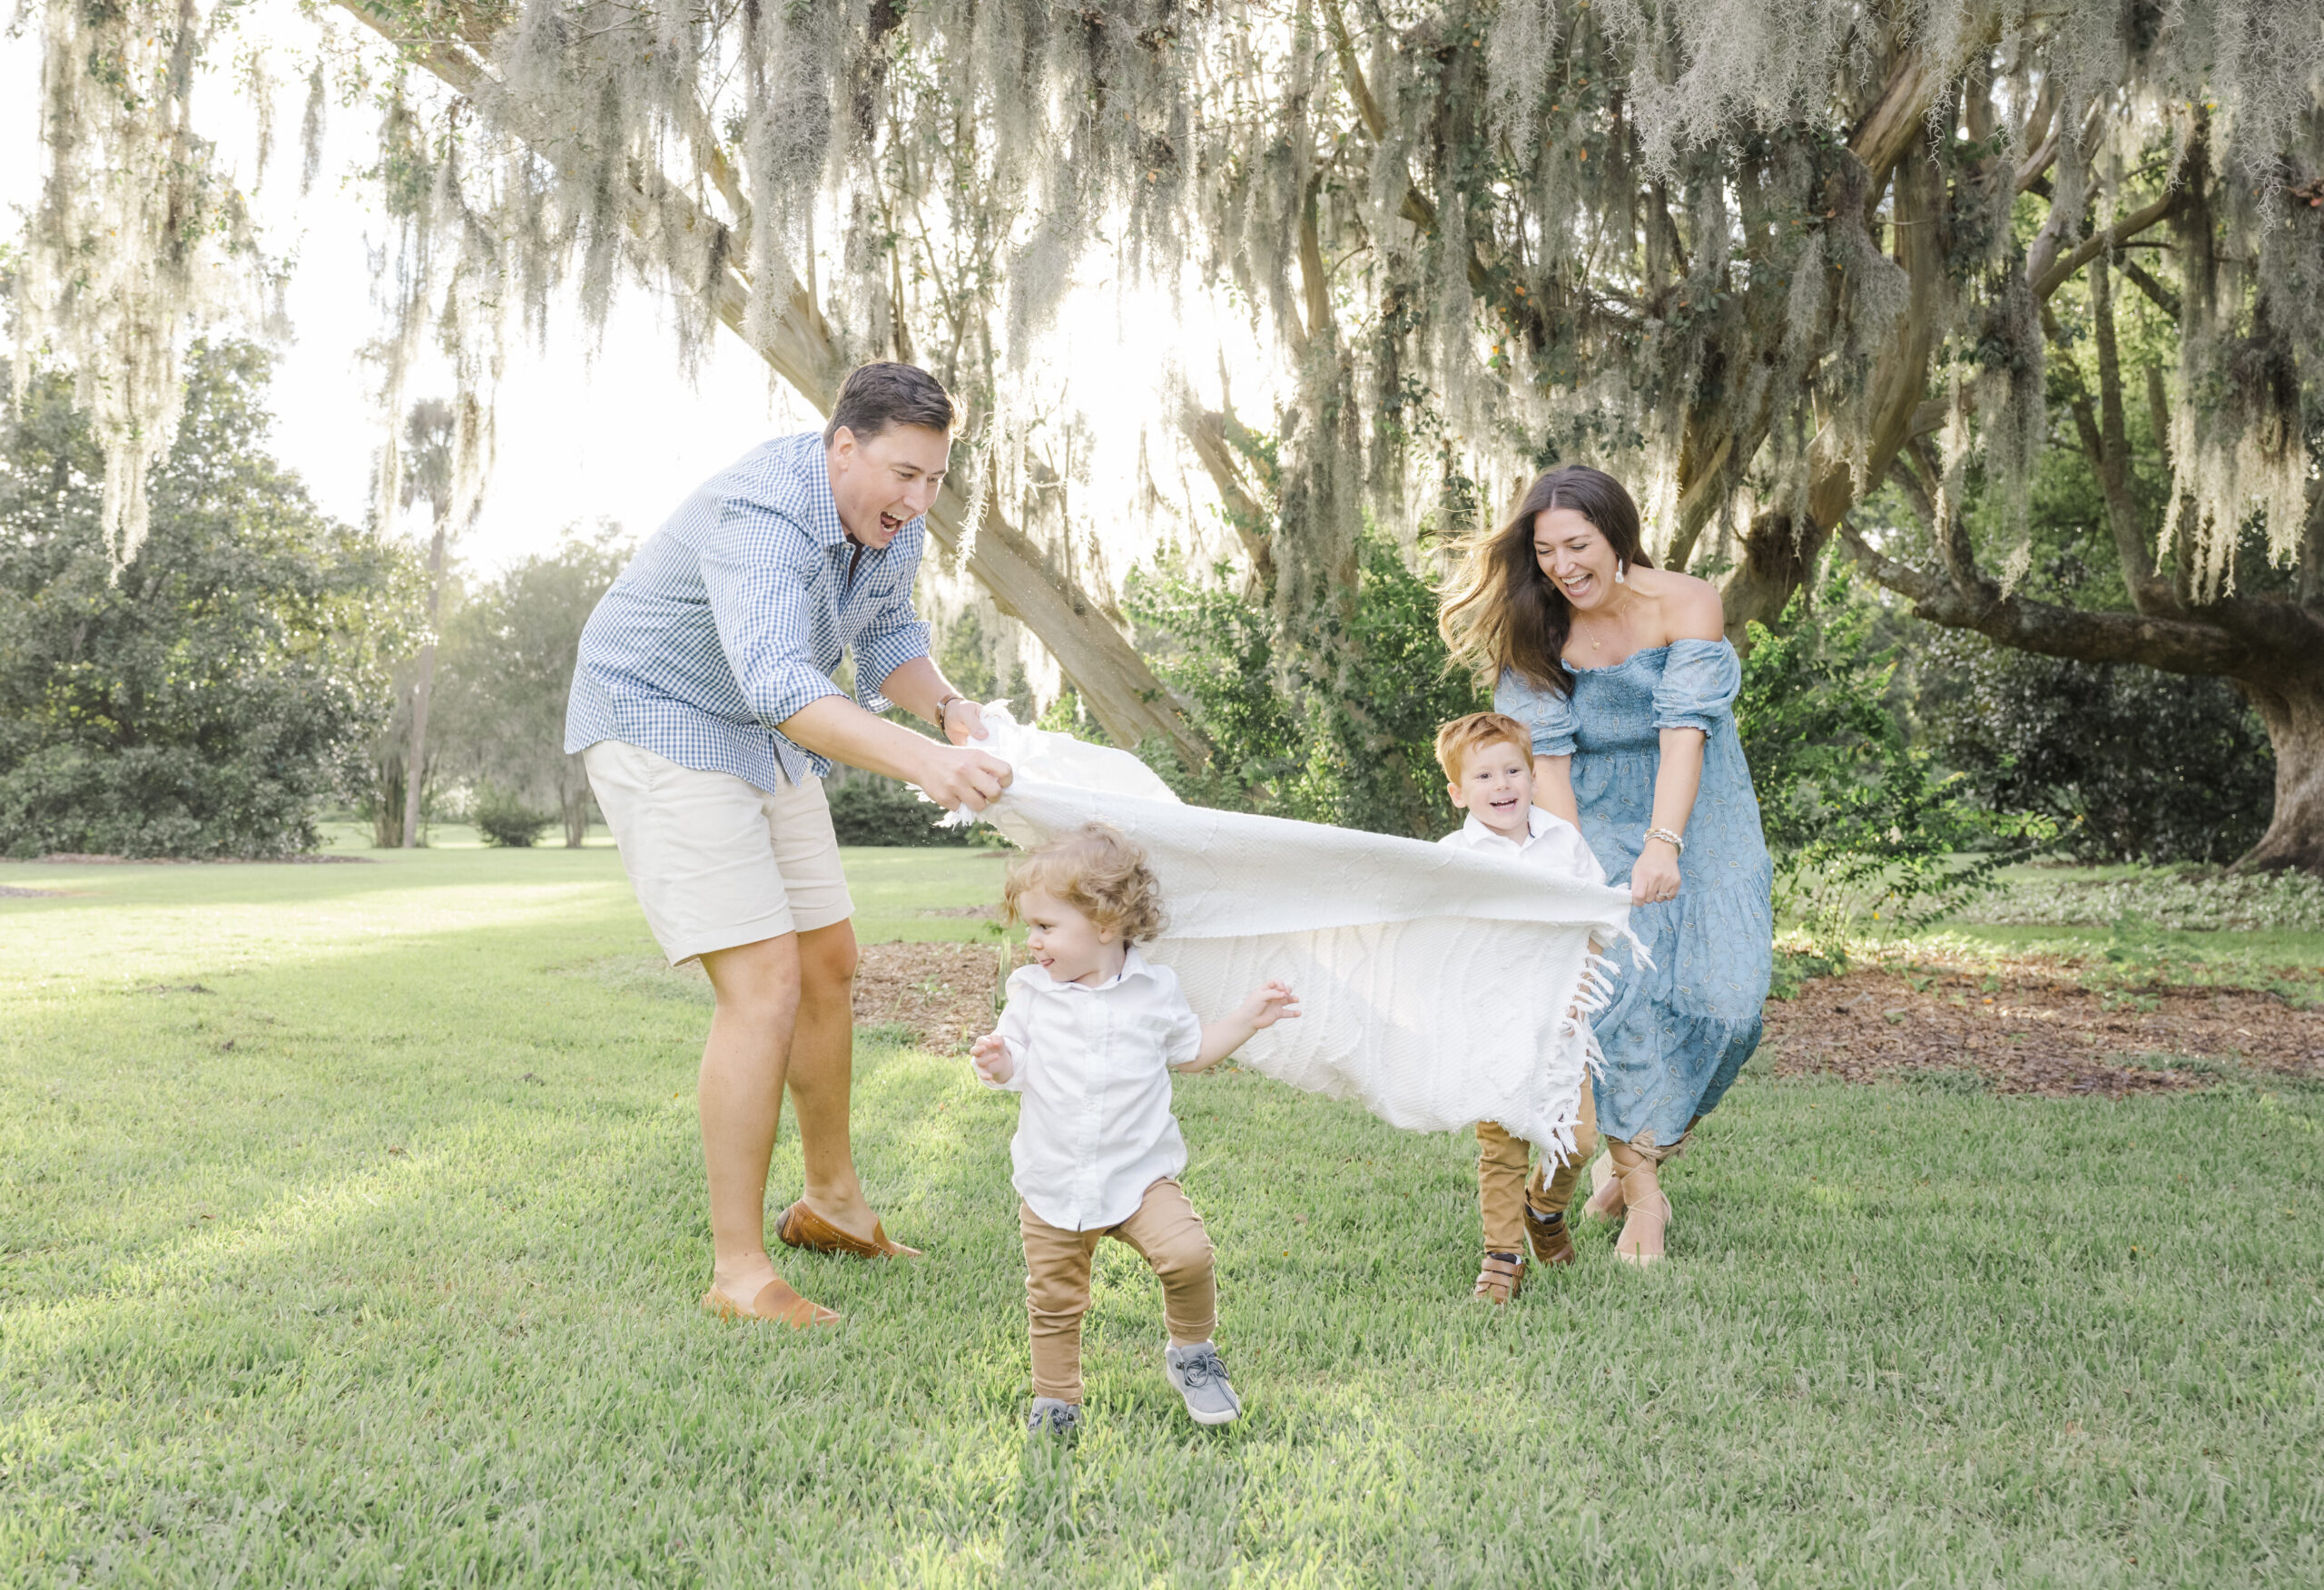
[783, 918, 879, 1242]
[697, 935, 803, 1307]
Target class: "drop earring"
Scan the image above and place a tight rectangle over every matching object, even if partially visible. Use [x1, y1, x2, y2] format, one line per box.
[1615, 561, 1627, 584]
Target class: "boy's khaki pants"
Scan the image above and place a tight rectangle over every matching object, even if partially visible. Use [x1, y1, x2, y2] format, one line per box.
[1021, 1178, 1216, 1404]
[1477, 1085, 1600, 1253]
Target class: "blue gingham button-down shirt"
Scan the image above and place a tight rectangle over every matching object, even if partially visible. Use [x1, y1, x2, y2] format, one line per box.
[564, 430, 932, 790]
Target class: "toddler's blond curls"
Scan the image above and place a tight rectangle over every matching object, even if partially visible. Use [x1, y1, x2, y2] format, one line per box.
[1003, 822, 1169, 946]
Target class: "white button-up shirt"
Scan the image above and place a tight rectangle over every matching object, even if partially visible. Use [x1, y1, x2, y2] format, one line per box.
[986, 946, 1204, 1232]
[1437, 805, 1608, 888]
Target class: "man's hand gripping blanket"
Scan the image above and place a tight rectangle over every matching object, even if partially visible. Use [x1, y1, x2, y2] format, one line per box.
[934, 707, 1638, 1157]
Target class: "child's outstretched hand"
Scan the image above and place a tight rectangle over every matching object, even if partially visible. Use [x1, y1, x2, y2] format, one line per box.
[1186, 980, 1302, 1072]
[1238, 979, 1301, 1030]
[970, 1031, 1015, 1086]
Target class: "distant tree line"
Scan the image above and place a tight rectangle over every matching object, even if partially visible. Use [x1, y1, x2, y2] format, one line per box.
[0, 339, 2278, 866]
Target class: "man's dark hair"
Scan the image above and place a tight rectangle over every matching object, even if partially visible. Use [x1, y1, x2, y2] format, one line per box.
[822, 362, 958, 444]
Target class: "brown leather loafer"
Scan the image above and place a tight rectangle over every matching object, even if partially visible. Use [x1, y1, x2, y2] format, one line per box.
[700, 1277, 840, 1329]
[1472, 1250, 1526, 1304]
[776, 1200, 922, 1259]
[1525, 1202, 1577, 1267]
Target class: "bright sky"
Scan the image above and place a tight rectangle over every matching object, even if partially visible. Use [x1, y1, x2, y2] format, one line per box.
[2, 28, 816, 575]
[3, 17, 1283, 605]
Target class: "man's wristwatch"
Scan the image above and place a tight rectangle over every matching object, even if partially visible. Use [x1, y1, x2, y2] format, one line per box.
[1644, 826, 1686, 854]
[934, 692, 967, 728]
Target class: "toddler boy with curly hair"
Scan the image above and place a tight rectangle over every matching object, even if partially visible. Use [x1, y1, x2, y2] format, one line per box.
[971, 821, 1298, 1437]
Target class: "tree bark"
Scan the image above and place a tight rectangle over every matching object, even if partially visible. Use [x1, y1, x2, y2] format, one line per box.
[334, 0, 1205, 767]
[2238, 672, 2324, 873]
[1838, 518, 2324, 874]
[401, 518, 448, 848]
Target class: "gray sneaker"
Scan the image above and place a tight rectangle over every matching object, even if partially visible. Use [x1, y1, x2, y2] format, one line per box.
[1026, 1397, 1080, 1438]
[1164, 1341, 1242, 1426]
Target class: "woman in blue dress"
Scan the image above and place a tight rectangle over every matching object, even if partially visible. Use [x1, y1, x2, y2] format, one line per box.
[1440, 466, 1772, 1265]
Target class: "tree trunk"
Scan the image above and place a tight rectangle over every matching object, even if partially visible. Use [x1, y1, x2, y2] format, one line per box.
[401, 520, 448, 848]
[2233, 668, 2324, 873]
[559, 751, 590, 848]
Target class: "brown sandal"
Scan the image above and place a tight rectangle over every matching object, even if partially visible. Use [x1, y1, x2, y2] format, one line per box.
[1524, 1201, 1577, 1267]
[1472, 1250, 1526, 1304]
[700, 1276, 840, 1329]
[775, 1200, 922, 1259]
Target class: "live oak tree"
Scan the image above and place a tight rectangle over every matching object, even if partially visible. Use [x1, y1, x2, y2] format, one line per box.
[21, 0, 2324, 858]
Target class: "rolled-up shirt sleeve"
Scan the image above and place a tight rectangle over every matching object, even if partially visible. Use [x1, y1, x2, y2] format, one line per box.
[852, 575, 932, 716]
[699, 496, 845, 731]
[1494, 668, 1581, 757]
[1651, 638, 1743, 735]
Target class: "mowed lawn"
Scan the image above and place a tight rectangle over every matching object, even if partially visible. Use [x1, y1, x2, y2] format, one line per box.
[2, 845, 2320, 1587]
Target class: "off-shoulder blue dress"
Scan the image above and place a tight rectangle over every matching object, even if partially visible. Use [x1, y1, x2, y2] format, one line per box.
[1495, 639, 1773, 1150]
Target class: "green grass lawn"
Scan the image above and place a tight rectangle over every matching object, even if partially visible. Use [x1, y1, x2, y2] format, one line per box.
[3, 847, 2320, 1585]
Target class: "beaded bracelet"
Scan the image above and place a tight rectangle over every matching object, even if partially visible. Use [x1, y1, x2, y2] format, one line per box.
[1644, 826, 1686, 854]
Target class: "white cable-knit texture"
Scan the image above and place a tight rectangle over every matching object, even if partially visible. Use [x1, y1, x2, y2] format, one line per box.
[940, 709, 1634, 1156]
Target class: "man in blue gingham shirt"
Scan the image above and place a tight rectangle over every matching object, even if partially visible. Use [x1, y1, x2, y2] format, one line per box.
[566, 363, 1010, 1325]
[566, 428, 941, 790]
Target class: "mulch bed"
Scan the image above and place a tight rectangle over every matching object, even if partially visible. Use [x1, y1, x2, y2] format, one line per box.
[858, 944, 2324, 1094]
[852, 940, 1009, 1053]
[1764, 967, 2324, 1096]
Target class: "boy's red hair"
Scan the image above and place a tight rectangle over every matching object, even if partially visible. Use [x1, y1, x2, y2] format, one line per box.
[1433, 711, 1533, 782]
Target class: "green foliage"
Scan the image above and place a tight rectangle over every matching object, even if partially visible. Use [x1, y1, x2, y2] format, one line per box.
[471, 784, 555, 847]
[0, 343, 420, 859]
[1915, 630, 2275, 865]
[1957, 864, 2324, 935]
[1125, 535, 1483, 838]
[930, 604, 1027, 719]
[432, 525, 630, 847]
[1738, 568, 2052, 945]
[826, 773, 978, 847]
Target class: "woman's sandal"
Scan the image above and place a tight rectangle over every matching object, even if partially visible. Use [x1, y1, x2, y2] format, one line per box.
[700, 1274, 840, 1329]
[776, 1200, 923, 1259]
[1581, 1153, 1626, 1225]
[1472, 1250, 1526, 1304]
[1607, 1144, 1670, 1268]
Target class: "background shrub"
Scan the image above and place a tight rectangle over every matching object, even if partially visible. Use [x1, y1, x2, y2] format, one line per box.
[1915, 630, 2274, 864]
[472, 786, 556, 848]
[827, 773, 980, 846]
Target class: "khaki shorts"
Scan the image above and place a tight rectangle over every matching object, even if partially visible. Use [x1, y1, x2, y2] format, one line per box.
[583, 740, 854, 965]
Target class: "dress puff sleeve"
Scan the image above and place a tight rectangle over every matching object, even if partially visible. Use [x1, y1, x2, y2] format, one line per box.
[1651, 637, 1742, 735]
[1492, 667, 1579, 757]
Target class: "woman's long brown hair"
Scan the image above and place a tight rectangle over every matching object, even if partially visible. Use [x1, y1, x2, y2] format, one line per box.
[1439, 466, 1653, 698]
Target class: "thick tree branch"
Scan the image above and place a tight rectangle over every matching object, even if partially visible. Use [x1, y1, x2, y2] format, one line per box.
[2117, 255, 2181, 319]
[2085, 251, 2171, 611]
[1179, 401, 1275, 587]
[1297, 176, 1333, 347]
[1321, 0, 1385, 142]
[1837, 520, 2252, 674]
[2032, 188, 2189, 300]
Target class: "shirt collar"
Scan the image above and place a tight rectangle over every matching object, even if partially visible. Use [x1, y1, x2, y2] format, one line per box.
[1029, 943, 1159, 993]
[1458, 806, 1559, 849]
[792, 430, 848, 551]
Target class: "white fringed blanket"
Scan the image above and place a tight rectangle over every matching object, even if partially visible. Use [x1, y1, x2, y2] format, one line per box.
[950, 711, 1633, 1155]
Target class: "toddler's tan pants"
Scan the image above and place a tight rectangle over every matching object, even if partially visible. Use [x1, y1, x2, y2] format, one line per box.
[1477, 1085, 1599, 1252]
[1020, 1178, 1216, 1404]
